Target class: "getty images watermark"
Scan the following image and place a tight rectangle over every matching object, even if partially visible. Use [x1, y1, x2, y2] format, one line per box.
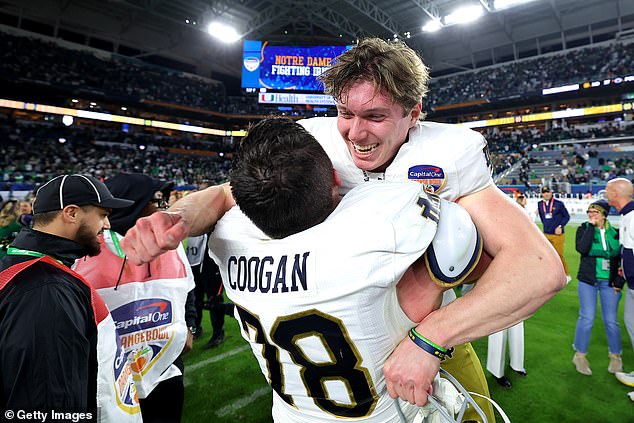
[3, 410, 93, 422]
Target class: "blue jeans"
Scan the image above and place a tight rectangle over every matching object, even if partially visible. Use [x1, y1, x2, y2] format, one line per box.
[573, 279, 622, 354]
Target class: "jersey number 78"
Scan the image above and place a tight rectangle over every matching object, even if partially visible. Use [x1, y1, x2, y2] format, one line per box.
[235, 306, 378, 418]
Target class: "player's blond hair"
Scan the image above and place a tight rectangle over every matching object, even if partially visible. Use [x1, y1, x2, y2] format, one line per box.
[319, 37, 430, 114]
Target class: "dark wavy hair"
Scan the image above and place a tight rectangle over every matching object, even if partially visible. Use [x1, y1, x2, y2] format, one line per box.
[230, 117, 335, 239]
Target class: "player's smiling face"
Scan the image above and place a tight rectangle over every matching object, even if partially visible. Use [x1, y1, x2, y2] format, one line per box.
[336, 80, 421, 173]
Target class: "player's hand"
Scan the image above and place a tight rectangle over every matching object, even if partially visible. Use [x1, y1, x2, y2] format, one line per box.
[554, 225, 563, 235]
[121, 211, 190, 265]
[383, 335, 439, 406]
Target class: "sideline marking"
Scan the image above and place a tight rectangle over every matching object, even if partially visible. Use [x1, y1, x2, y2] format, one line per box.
[216, 386, 272, 417]
[184, 345, 250, 387]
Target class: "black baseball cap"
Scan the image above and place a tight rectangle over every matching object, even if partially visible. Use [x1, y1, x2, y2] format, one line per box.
[541, 186, 551, 193]
[33, 174, 134, 214]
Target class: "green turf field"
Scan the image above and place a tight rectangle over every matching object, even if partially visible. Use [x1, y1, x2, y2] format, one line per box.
[182, 224, 633, 422]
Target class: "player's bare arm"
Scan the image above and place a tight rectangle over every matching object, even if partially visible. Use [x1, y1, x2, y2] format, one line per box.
[412, 185, 564, 344]
[386, 198, 492, 406]
[441, 185, 565, 343]
[385, 185, 565, 405]
[121, 183, 235, 265]
[428, 186, 563, 341]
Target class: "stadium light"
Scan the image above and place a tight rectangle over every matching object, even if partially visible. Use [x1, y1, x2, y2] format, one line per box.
[62, 115, 73, 126]
[208, 22, 241, 43]
[422, 20, 442, 33]
[444, 5, 484, 25]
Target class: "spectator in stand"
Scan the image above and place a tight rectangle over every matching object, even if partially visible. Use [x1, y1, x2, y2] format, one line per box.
[537, 186, 571, 282]
[16, 200, 33, 228]
[572, 200, 623, 376]
[0, 200, 22, 256]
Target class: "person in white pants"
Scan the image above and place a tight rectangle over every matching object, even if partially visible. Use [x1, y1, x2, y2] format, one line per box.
[486, 323, 526, 388]
[486, 195, 530, 388]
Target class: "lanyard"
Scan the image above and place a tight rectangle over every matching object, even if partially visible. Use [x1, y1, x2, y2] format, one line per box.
[599, 227, 608, 251]
[6, 247, 63, 264]
[105, 230, 125, 258]
[541, 198, 554, 215]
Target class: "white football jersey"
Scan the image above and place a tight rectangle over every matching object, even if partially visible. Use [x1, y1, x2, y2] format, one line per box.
[209, 182, 441, 422]
[298, 117, 493, 200]
[299, 117, 493, 307]
[185, 234, 208, 266]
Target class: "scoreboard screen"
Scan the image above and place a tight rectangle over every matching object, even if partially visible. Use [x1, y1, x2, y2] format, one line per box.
[241, 40, 352, 91]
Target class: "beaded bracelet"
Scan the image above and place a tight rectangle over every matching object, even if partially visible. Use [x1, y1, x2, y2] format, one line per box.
[408, 328, 454, 361]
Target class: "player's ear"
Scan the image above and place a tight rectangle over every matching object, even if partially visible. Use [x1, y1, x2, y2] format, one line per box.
[408, 103, 422, 126]
[331, 169, 342, 206]
[332, 168, 342, 188]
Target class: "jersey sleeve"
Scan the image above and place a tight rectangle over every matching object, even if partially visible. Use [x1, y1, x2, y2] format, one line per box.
[454, 129, 494, 197]
[363, 183, 439, 283]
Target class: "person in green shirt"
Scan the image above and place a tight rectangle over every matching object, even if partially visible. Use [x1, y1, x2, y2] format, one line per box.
[572, 200, 624, 376]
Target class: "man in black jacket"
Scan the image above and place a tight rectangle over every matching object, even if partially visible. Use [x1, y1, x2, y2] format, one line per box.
[0, 174, 135, 420]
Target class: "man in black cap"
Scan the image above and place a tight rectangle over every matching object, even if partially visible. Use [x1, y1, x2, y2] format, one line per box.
[0, 174, 143, 422]
[537, 186, 571, 282]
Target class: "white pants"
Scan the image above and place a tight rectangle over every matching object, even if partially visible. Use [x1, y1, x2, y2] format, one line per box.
[486, 321, 525, 378]
[625, 287, 634, 351]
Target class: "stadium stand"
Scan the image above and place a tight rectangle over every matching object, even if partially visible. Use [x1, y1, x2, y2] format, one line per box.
[427, 39, 634, 111]
[1, 27, 633, 120]
[0, 116, 232, 189]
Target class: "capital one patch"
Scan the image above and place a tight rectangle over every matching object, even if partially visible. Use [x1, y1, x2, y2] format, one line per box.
[408, 165, 447, 194]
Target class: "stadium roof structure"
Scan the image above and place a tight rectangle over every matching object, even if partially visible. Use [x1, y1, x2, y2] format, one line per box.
[0, 0, 632, 81]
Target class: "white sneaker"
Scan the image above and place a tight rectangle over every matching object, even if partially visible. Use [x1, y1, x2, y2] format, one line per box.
[566, 275, 572, 284]
[628, 391, 634, 402]
[615, 371, 634, 387]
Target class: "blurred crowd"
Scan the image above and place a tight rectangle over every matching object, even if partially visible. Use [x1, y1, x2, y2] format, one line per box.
[427, 41, 634, 109]
[1, 30, 633, 116]
[3, 116, 634, 191]
[483, 121, 634, 180]
[0, 117, 231, 188]
[0, 31, 225, 112]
